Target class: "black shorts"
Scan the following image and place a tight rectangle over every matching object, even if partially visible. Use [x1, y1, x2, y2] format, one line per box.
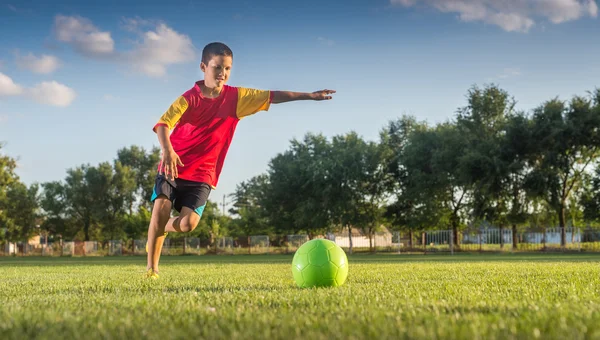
[150, 174, 212, 217]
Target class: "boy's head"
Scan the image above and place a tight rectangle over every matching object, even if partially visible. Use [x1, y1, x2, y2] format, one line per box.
[200, 42, 233, 88]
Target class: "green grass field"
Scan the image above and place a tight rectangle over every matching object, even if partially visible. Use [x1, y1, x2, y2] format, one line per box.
[2, 254, 600, 340]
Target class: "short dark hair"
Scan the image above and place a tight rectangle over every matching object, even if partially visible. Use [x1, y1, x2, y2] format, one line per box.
[201, 42, 233, 65]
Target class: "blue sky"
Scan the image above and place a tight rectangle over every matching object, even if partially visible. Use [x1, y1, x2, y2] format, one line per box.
[1, 0, 599, 210]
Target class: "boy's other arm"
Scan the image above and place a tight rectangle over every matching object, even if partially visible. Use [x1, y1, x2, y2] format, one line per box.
[271, 89, 336, 104]
[155, 125, 184, 180]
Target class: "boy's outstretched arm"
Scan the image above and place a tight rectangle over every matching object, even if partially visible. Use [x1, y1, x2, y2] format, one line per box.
[271, 89, 336, 104]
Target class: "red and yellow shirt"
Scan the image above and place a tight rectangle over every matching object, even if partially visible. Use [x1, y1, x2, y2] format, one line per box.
[153, 81, 273, 188]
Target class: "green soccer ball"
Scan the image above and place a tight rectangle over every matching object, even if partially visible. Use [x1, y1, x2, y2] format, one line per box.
[291, 238, 348, 288]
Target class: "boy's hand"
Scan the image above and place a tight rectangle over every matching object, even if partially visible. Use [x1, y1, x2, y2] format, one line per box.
[311, 89, 336, 100]
[160, 149, 184, 181]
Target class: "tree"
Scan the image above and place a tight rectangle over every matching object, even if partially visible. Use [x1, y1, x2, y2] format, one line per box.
[0, 143, 19, 247]
[229, 175, 269, 216]
[357, 140, 389, 251]
[455, 85, 519, 248]
[580, 166, 600, 224]
[0, 146, 39, 251]
[116, 145, 161, 212]
[40, 181, 75, 241]
[265, 133, 332, 237]
[4, 182, 40, 246]
[501, 112, 535, 248]
[380, 116, 433, 247]
[63, 165, 99, 241]
[87, 161, 136, 242]
[402, 122, 469, 246]
[526, 90, 600, 246]
[123, 206, 151, 252]
[229, 174, 272, 238]
[327, 132, 382, 253]
[39, 146, 158, 244]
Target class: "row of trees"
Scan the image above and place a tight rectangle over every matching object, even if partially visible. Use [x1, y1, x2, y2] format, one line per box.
[229, 85, 600, 248]
[2, 84, 600, 250]
[0, 145, 231, 247]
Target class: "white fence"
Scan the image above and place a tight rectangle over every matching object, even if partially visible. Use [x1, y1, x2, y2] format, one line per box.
[3, 227, 598, 256]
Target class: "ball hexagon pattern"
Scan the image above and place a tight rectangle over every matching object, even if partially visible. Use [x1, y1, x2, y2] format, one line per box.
[291, 238, 348, 288]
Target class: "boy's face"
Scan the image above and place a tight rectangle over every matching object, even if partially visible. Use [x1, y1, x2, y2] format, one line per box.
[200, 55, 232, 88]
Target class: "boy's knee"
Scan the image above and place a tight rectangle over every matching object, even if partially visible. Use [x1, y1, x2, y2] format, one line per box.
[178, 219, 199, 233]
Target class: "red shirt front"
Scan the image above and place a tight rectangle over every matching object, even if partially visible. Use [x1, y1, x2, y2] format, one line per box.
[153, 81, 272, 188]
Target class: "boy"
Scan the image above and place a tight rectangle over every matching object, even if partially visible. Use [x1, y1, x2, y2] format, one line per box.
[146, 42, 335, 278]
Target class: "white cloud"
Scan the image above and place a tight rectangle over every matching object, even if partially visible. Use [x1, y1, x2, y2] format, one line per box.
[120, 16, 156, 33]
[54, 15, 115, 57]
[27, 81, 76, 107]
[0, 114, 7, 124]
[392, 0, 598, 32]
[54, 15, 196, 77]
[0, 72, 24, 96]
[127, 23, 196, 77]
[0, 73, 75, 107]
[539, 0, 598, 23]
[15, 52, 60, 74]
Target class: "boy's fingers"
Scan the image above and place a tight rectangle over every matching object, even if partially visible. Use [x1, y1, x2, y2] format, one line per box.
[173, 162, 179, 178]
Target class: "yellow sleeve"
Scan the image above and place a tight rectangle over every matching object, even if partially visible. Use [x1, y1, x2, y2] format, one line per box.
[236, 87, 272, 119]
[154, 96, 189, 131]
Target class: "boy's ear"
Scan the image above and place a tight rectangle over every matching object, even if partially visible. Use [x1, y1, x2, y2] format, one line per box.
[200, 62, 206, 72]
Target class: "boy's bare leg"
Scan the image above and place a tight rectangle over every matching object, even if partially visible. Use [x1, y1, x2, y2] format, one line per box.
[147, 204, 202, 274]
[163, 207, 201, 233]
[147, 197, 172, 273]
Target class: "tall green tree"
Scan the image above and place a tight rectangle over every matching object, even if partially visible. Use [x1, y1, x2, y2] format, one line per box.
[526, 90, 600, 246]
[229, 174, 272, 237]
[455, 85, 517, 248]
[403, 122, 469, 246]
[123, 205, 151, 251]
[327, 132, 383, 252]
[381, 116, 437, 246]
[355, 140, 389, 251]
[579, 166, 600, 224]
[116, 145, 161, 211]
[62, 165, 98, 241]
[87, 161, 136, 241]
[4, 182, 40, 245]
[501, 112, 535, 248]
[265, 133, 331, 237]
[40, 181, 75, 241]
[0, 144, 19, 246]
